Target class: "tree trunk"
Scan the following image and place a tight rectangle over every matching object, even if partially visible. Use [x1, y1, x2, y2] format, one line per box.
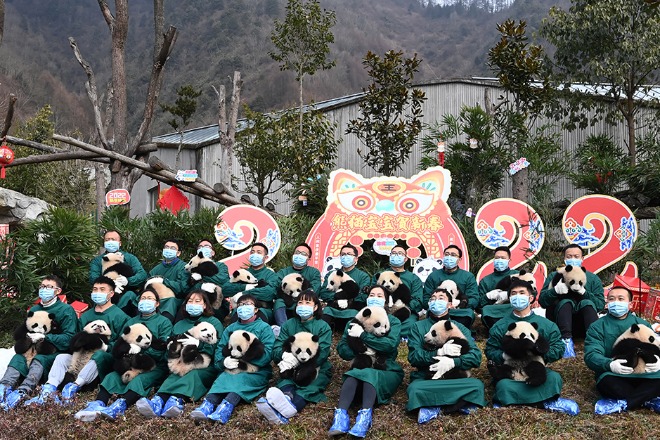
[0, 0, 4, 47]
[216, 71, 242, 191]
[625, 97, 636, 165]
[511, 167, 529, 203]
[95, 163, 105, 220]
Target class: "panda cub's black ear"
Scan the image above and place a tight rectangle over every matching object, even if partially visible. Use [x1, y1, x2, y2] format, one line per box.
[312, 335, 319, 343]
[123, 327, 131, 335]
[565, 265, 574, 273]
[232, 270, 240, 278]
[362, 308, 373, 318]
[630, 324, 641, 333]
[394, 272, 402, 278]
[336, 269, 344, 277]
[286, 335, 296, 344]
[531, 322, 539, 330]
[444, 320, 454, 331]
[241, 331, 251, 341]
[27, 311, 35, 318]
[507, 322, 517, 331]
[48, 313, 56, 320]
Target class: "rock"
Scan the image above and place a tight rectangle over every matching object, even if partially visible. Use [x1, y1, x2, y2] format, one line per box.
[0, 187, 50, 226]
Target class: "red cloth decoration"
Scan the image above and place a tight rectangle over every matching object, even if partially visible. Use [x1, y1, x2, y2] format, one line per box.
[0, 143, 15, 179]
[157, 185, 190, 214]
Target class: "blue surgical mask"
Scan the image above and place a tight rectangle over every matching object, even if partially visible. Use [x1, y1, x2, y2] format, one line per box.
[443, 255, 458, 270]
[104, 240, 120, 253]
[510, 294, 530, 311]
[608, 301, 629, 318]
[138, 299, 157, 314]
[340, 255, 355, 268]
[296, 304, 315, 320]
[162, 248, 178, 260]
[237, 304, 255, 321]
[389, 254, 405, 267]
[91, 292, 109, 306]
[428, 299, 448, 316]
[249, 253, 264, 267]
[186, 303, 204, 317]
[493, 258, 509, 272]
[564, 258, 582, 268]
[366, 297, 386, 308]
[39, 287, 56, 303]
[197, 247, 213, 259]
[292, 254, 308, 267]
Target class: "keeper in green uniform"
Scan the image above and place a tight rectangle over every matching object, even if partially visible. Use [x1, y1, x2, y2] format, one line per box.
[320, 243, 371, 332]
[407, 286, 486, 424]
[478, 246, 519, 330]
[585, 285, 660, 415]
[328, 285, 404, 438]
[143, 239, 190, 322]
[136, 289, 224, 418]
[0, 275, 79, 410]
[222, 242, 278, 323]
[187, 239, 230, 320]
[274, 243, 322, 329]
[190, 294, 275, 424]
[74, 289, 173, 422]
[486, 279, 579, 415]
[424, 245, 478, 329]
[372, 245, 423, 338]
[25, 276, 129, 406]
[539, 244, 603, 359]
[257, 290, 333, 424]
[88, 229, 148, 314]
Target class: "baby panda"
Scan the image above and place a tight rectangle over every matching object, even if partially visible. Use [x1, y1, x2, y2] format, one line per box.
[221, 330, 265, 374]
[102, 252, 135, 295]
[229, 269, 268, 309]
[347, 306, 390, 370]
[487, 321, 548, 386]
[375, 271, 412, 322]
[422, 320, 471, 379]
[279, 331, 320, 387]
[167, 321, 218, 376]
[143, 277, 176, 301]
[438, 280, 468, 309]
[112, 323, 160, 384]
[13, 310, 58, 366]
[491, 270, 537, 305]
[64, 320, 111, 382]
[550, 265, 587, 303]
[611, 323, 660, 374]
[185, 251, 219, 282]
[278, 273, 310, 308]
[325, 269, 360, 310]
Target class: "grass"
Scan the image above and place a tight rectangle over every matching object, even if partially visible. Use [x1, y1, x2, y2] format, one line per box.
[1, 321, 659, 440]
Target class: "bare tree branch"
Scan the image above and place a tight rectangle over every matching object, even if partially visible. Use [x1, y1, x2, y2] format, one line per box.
[5, 135, 64, 154]
[97, 0, 114, 29]
[227, 71, 242, 141]
[213, 84, 226, 134]
[0, 0, 5, 47]
[1, 93, 16, 138]
[69, 37, 109, 148]
[7, 151, 108, 166]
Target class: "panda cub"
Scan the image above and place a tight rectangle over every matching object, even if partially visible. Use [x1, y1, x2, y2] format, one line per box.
[438, 280, 468, 309]
[347, 306, 390, 370]
[102, 252, 135, 295]
[611, 323, 660, 374]
[112, 323, 162, 384]
[491, 270, 537, 305]
[325, 269, 360, 310]
[375, 271, 412, 322]
[550, 265, 587, 303]
[167, 321, 218, 376]
[487, 321, 548, 386]
[280, 331, 321, 387]
[143, 277, 176, 300]
[222, 330, 265, 374]
[64, 320, 111, 382]
[229, 269, 268, 308]
[185, 251, 220, 281]
[13, 310, 58, 366]
[278, 273, 311, 308]
[422, 320, 471, 379]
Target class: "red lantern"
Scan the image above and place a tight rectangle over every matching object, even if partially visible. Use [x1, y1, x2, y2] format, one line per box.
[0, 144, 15, 179]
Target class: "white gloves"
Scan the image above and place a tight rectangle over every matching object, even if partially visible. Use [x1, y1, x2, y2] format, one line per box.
[244, 284, 256, 291]
[191, 272, 202, 281]
[147, 277, 164, 285]
[554, 281, 569, 295]
[128, 344, 142, 355]
[337, 300, 348, 309]
[201, 282, 217, 293]
[181, 335, 200, 347]
[278, 352, 300, 372]
[348, 323, 364, 338]
[645, 355, 660, 373]
[429, 356, 455, 379]
[231, 292, 243, 309]
[224, 357, 240, 369]
[437, 340, 462, 357]
[610, 359, 633, 375]
[574, 285, 586, 295]
[114, 275, 128, 294]
[27, 332, 45, 343]
[486, 289, 508, 304]
[101, 342, 108, 352]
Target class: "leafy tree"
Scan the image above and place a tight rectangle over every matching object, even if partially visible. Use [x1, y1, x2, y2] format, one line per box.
[5, 105, 94, 213]
[160, 84, 202, 169]
[540, 0, 660, 164]
[233, 106, 338, 206]
[347, 50, 426, 176]
[570, 134, 631, 195]
[270, 0, 336, 135]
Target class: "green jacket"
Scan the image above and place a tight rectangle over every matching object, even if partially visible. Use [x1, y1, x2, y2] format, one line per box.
[539, 269, 604, 320]
[89, 250, 148, 291]
[188, 261, 230, 295]
[423, 268, 479, 309]
[478, 269, 518, 310]
[79, 304, 130, 378]
[149, 259, 190, 299]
